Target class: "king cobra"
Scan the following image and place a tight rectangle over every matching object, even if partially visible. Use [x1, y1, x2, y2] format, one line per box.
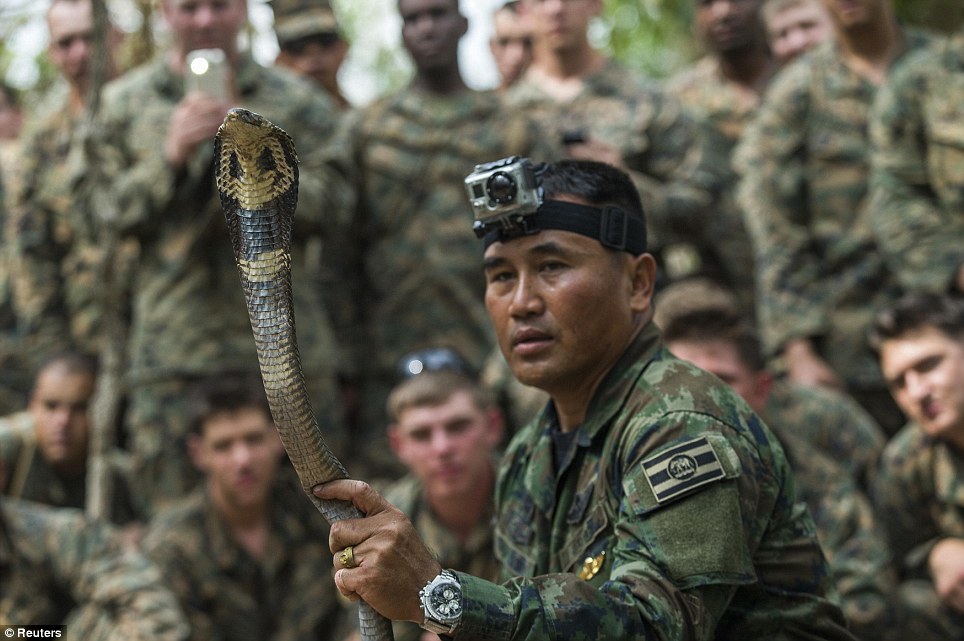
[215, 108, 394, 641]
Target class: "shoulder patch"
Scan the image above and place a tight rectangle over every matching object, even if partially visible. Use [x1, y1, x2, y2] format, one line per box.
[642, 436, 726, 505]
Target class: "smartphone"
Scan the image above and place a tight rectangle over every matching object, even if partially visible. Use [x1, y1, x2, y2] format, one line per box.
[185, 48, 230, 101]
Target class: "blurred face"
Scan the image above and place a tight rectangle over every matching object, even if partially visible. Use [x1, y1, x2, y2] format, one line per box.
[47, 0, 95, 93]
[390, 391, 502, 503]
[29, 365, 95, 470]
[490, 7, 533, 87]
[163, 0, 248, 59]
[695, 0, 765, 55]
[399, 0, 467, 72]
[190, 407, 283, 514]
[821, 0, 883, 30]
[483, 220, 655, 400]
[879, 327, 964, 450]
[667, 338, 770, 413]
[523, 0, 601, 54]
[766, 0, 832, 64]
[277, 32, 348, 90]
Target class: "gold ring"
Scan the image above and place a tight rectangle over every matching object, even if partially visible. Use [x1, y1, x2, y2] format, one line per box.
[339, 545, 357, 569]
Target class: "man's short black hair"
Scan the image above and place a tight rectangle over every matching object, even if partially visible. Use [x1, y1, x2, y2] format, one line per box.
[541, 160, 645, 222]
[661, 307, 767, 373]
[186, 372, 272, 436]
[870, 293, 964, 351]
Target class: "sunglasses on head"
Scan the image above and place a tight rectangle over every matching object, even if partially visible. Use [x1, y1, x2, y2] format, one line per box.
[395, 348, 472, 380]
[282, 32, 341, 54]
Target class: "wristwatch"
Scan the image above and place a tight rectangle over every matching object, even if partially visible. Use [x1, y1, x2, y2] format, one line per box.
[418, 569, 463, 636]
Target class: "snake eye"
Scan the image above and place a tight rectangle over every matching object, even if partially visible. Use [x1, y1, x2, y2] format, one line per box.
[257, 146, 277, 173]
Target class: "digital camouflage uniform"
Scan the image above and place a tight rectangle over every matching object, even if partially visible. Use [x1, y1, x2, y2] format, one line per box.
[765, 378, 886, 491]
[869, 29, 964, 292]
[767, 419, 898, 640]
[666, 56, 761, 312]
[6, 89, 111, 363]
[326, 86, 556, 470]
[93, 56, 347, 510]
[142, 474, 343, 641]
[506, 59, 721, 278]
[0, 411, 141, 524]
[453, 323, 854, 641]
[871, 425, 964, 640]
[0, 498, 189, 640]
[734, 33, 932, 433]
[373, 473, 500, 641]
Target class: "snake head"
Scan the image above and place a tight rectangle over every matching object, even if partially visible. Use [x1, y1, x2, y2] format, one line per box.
[215, 108, 299, 211]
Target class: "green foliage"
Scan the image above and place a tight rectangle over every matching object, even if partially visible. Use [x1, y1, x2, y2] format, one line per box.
[599, 0, 699, 78]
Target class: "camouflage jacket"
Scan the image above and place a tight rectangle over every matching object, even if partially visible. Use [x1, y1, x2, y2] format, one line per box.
[0, 498, 188, 640]
[5, 90, 107, 361]
[507, 59, 721, 257]
[0, 411, 140, 524]
[765, 378, 886, 491]
[142, 477, 342, 641]
[735, 33, 932, 386]
[92, 55, 345, 387]
[453, 323, 853, 641]
[771, 428, 898, 640]
[869, 29, 964, 292]
[666, 56, 768, 311]
[326, 86, 556, 382]
[380, 473, 500, 641]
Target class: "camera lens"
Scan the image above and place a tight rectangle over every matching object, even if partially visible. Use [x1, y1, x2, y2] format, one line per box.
[486, 171, 517, 205]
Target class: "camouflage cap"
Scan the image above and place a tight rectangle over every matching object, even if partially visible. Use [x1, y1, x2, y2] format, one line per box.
[270, 0, 340, 43]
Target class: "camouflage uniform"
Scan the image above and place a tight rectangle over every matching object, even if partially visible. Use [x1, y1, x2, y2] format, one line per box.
[765, 378, 886, 491]
[326, 86, 556, 469]
[142, 474, 342, 641]
[92, 56, 347, 509]
[666, 56, 760, 311]
[0, 498, 189, 640]
[734, 33, 932, 432]
[768, 422, 898, 640]
[453, 323, 854, 640]
[869, 30, 964, 292]
[506, 59, 721, 277]
[871, 425, 964, 640]
[0, 411, 141, 524]
[370, 473, 500, 641]
[5, 90, 109, 363]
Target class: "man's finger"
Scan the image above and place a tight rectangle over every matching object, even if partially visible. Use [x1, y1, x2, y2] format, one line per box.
[313, 478, 387, 515]
[334, 569, 361, 602]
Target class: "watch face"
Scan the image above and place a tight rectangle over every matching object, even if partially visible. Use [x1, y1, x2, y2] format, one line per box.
[429, 582, 462, 620]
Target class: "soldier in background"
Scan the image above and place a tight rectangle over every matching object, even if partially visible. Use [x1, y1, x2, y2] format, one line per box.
[734, 0, 932, 435]
[90, 0, 346, 512]
[667, 0, 779, 314]
[325, 0, 555, 477]
[870, 293, 964, 639]
[869, 27, 964, 294]
[272, 0, 352, 111]
[658, 293, 898, 639]
[506, 0, 721, 287]
[761, 0, 833, 65]
[0, 351, 141, 532]
[143, 374, 343, 641]
[489, 1, 533, 92]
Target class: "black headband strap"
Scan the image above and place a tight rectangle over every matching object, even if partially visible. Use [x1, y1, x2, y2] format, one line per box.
[482, 200, 647, 255]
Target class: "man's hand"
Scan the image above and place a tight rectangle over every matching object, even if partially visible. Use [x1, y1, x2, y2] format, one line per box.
[783, 338, 844, 391]
[314, 479, 442, 623]
[164, 92, 231, 169]
[929, 537, 964, 613]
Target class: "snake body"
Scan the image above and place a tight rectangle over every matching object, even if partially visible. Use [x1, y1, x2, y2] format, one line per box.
[215, 108, 394, 641]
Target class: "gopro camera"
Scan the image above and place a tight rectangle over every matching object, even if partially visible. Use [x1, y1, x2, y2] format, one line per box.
[185, 48, 230, 101]
[464, 156, 543, 238]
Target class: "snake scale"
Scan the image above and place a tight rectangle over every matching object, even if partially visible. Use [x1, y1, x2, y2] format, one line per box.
[214, 108, 394, 641]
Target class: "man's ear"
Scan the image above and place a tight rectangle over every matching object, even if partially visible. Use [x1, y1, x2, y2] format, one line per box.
[485, 407, 505, 448]
[629, 252, 657, 314]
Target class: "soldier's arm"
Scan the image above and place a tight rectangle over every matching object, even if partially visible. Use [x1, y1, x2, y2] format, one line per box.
[734, 62, 828, 360]
[36, 504, 190, 641]
[868, 49, 964, 292]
